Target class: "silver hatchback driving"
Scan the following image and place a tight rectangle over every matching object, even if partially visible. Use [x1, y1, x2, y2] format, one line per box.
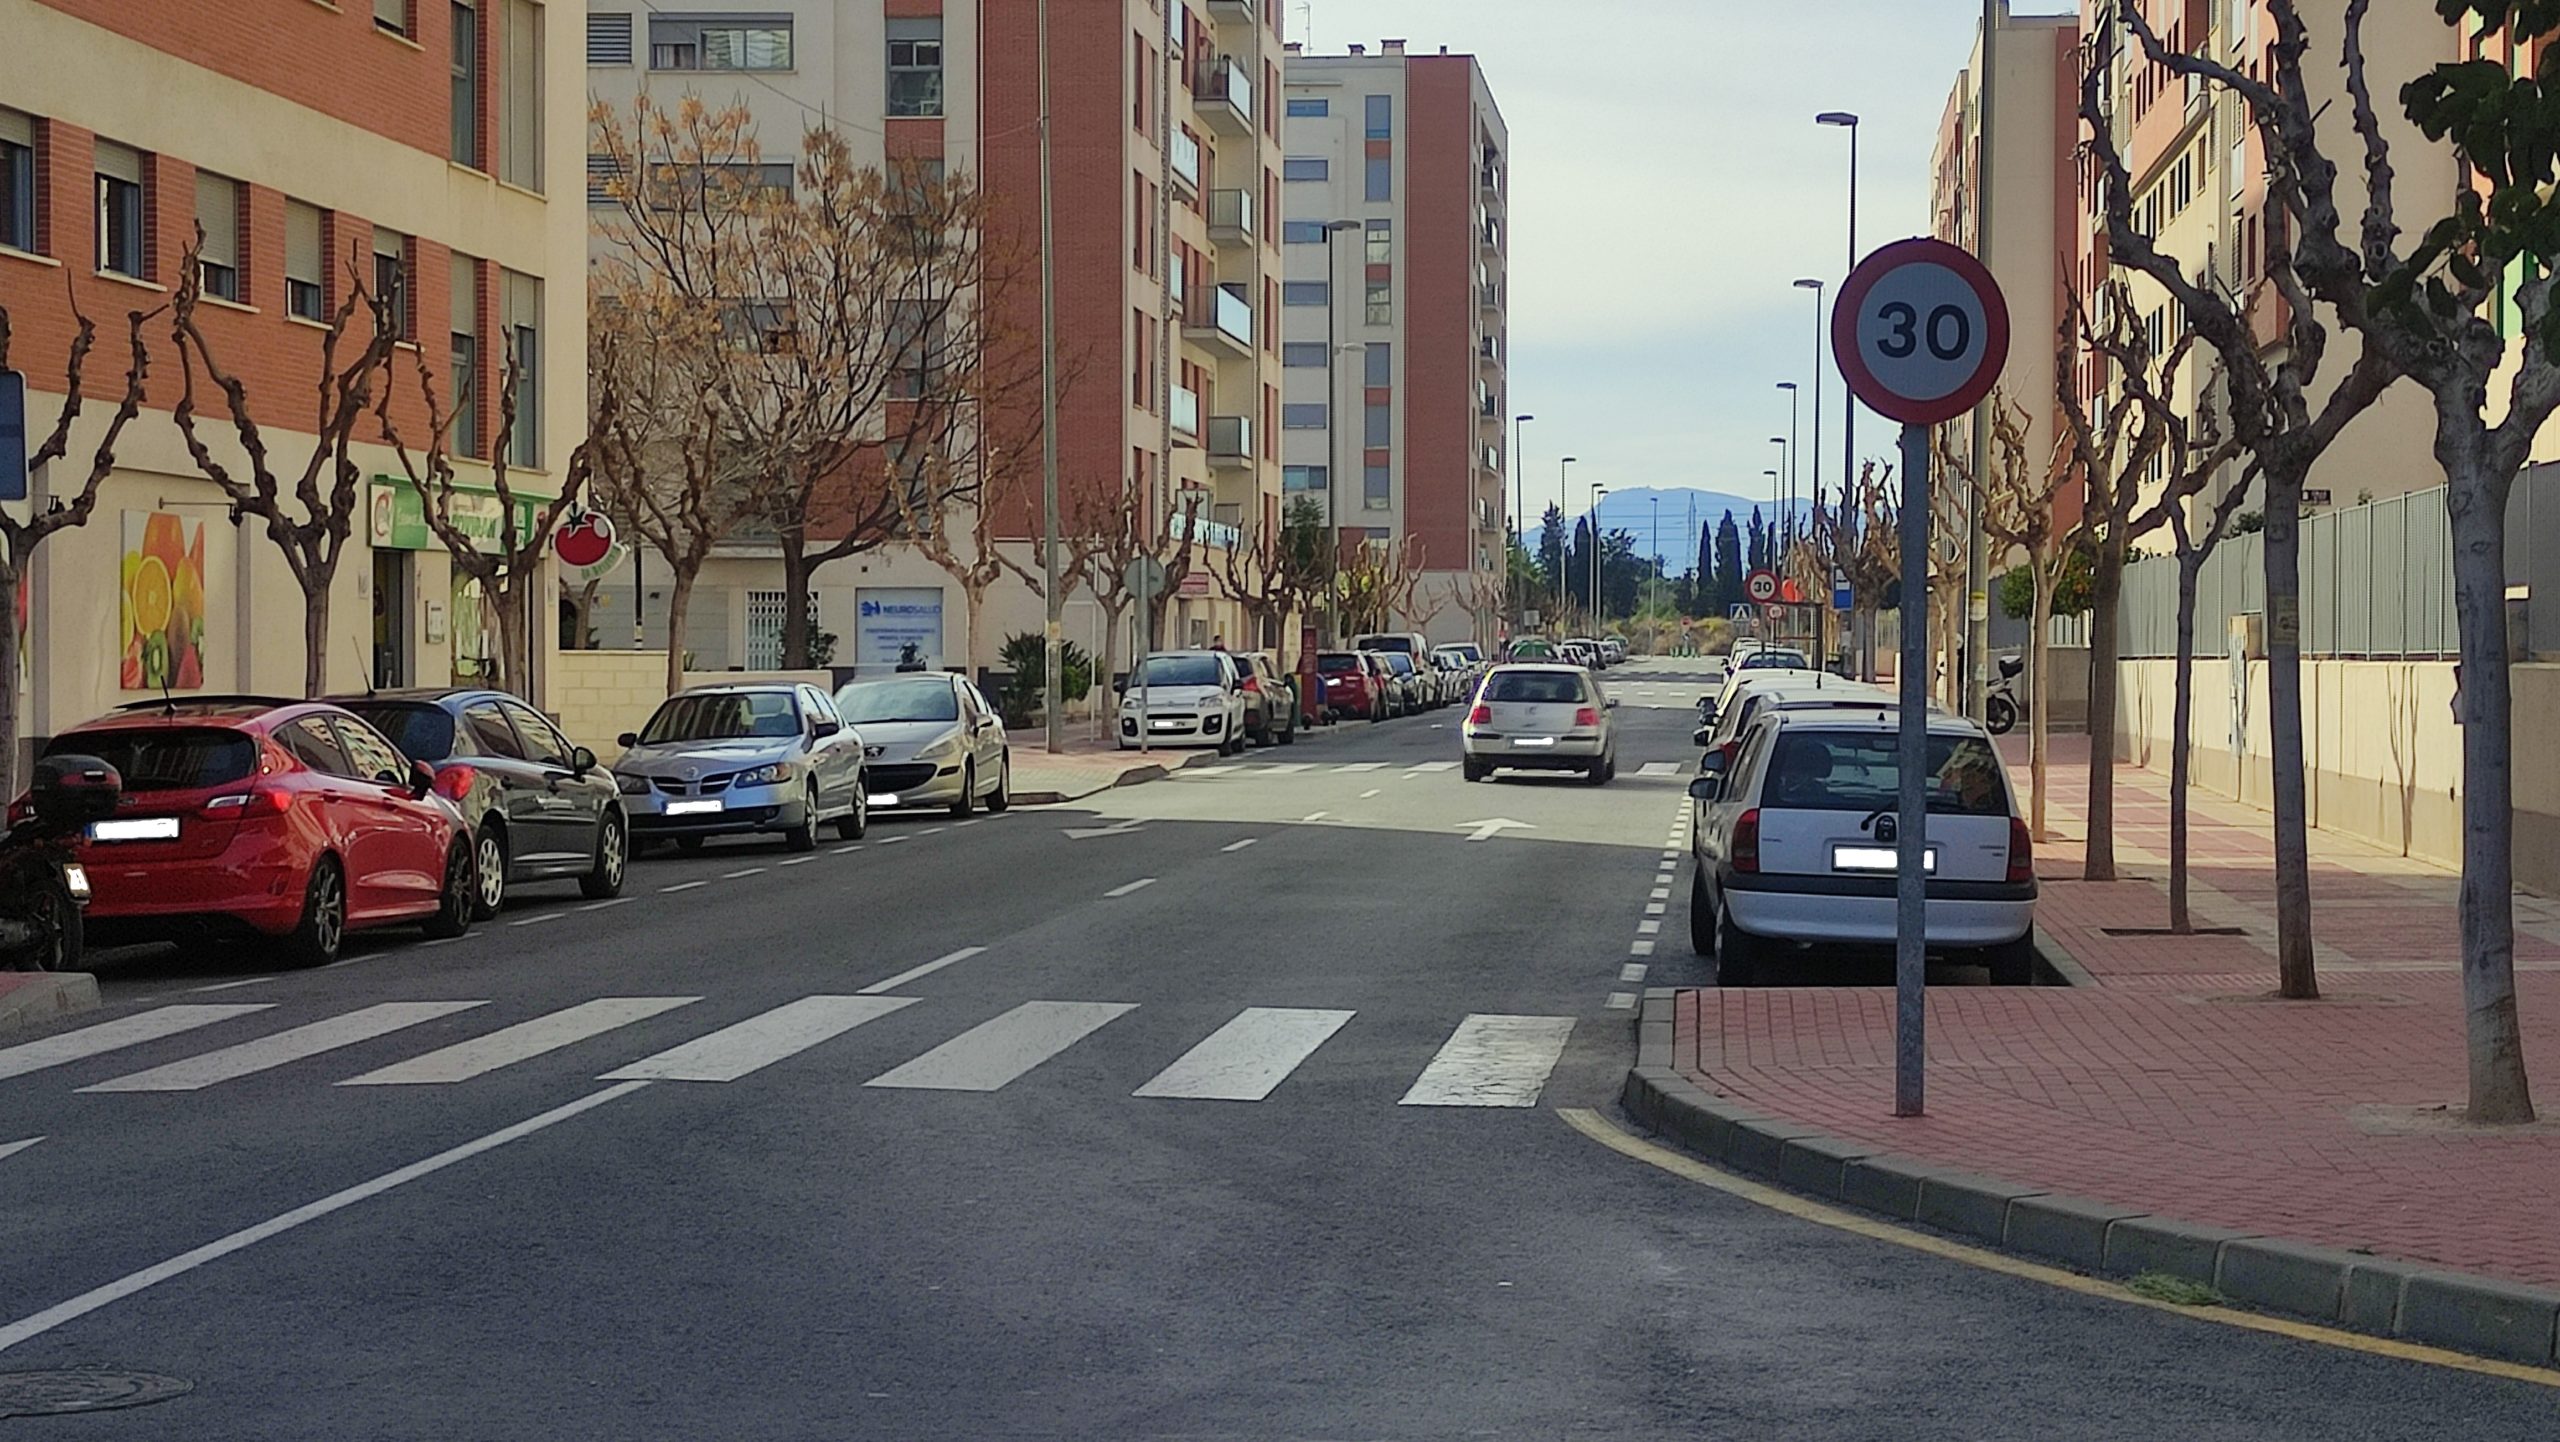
[1459, 663, 1618, 784]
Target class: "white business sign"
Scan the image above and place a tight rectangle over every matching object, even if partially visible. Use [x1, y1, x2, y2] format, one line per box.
[856, 588, 944, 673]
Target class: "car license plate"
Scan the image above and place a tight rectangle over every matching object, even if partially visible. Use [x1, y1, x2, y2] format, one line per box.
[1512, 736, 1556, 749]
[1832, 845, 1936, 874]
[868, 794, 901, 808]
[663, 799, 723, 817]
[1152, 718, 1183, 729]
[89, 817, 178, 842]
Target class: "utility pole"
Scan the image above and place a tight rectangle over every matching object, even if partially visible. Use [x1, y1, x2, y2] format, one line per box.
[1036, 0, 1063, 754]
[1966, 0, 1998, 720]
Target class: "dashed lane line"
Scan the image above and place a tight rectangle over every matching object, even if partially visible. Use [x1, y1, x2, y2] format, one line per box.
[1222, 838, 1260, 852]
[1104, 878, 1158, 899]
[660, 881, 707, 894]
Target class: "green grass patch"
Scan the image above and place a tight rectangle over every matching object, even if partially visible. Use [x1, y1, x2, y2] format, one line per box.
[2126, 1271, 2225, 1307]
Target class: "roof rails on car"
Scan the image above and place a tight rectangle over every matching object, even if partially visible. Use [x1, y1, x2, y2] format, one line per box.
[112, 694, 299, 712]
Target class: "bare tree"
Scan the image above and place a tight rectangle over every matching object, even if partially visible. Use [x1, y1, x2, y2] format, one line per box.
[2142, 438, 2253, 936]
[895, 447, 1042, 684]
[0, 292, 156, 791]
[1336, 534, 1424, 639]
[1972, 389, 2076, 840]
[1145, 491, 1214, 650]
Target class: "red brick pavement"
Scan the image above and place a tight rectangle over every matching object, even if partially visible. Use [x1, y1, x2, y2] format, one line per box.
[1671, 733, 2560, 1285]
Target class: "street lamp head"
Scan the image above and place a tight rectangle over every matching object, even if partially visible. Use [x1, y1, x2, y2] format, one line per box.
[1776, 381, 1797, 392]
[1324, 219, 1362, 233]
[1515, 413, 1535, 423]
[1562, 456, 1579, 465]
[1816, 111, 1860, 128]
[1770, 437, 1787, 446]
[1793, 277, 1825, 291]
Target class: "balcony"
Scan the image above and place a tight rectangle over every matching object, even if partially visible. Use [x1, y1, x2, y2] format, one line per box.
[1169, 129, 1202, 197]
[1207, 0, 1253, 20]
[1184, 282, 1255, 359]
[1479, 282, 1502, 314]
[1209, 188, 1254, 245]
[1197, 55, 1253, 136]
[1477, 334, 1502, 371]
[1207, 415, 1254, 470]
[1173, 384, 1202, 440]
[1478, 165, 1500, 199]
[1479, 219, 1501, 256]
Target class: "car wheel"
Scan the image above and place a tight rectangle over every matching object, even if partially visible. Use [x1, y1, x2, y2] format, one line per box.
[1688, 868, 1715, 957]
[783, 784, 819, 852]
[1986, 695, 2019, 736]
[675, 836, 706, 854]
[1987, 930, 2038, 986]
[836, 783, 870, 840]
[283, 856, 347, 968]
[949, 762, 978, 819]
[1277, 721, 1295, 746]
[424, 843, 476, 939]
[472, 824, 509, 920]
[579, 811, 627, 900]
[1585, 760, 1610, 787]
[985, 756, 1012, 812]
[1462, 758, 1488, 783]
[1715, 909, 1760, 988]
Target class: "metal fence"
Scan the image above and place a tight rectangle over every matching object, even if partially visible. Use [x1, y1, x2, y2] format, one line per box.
[2114, 463, 2560, 660]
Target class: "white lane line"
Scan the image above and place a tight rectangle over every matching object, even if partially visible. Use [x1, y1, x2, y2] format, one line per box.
[1651, 887, 1672, 900]
[956, 818, 983, 827]
[866, 1001, 1136, 1092]
[602, 996, 919, 1082]
[0, 1137, 42, 1164]
[1605, 992, 1638, 1010]
[509, 913, 561, 928]
[1300, 812, 1331, 823]
[1405, 761, 1459, 773]
[1104, 878, 1157, 898]
[1252, 763, 1317, 775]
[0, 1081, 647, 1357]
[1331, 763, 1386, 773]
[340, 998, 703, 1086]
[1638, 919, 1661, 935]
[1638, 761, 1682, 777]
[189, 977, 275, 993]
[1660, 851, 1681, 861]
[0, 1005, 273, 1083]
[1221, 838, 1260, 853]
[780, 857, 817, 867]
[881, 836, 911, 846]
[82, 1002, 488, 1093]
[1133, 1008, 1355, 1102]
[1620, 963, 1650, 983]
[661, 881, 707, 893]
[856, 946, 988, 996]
[578, 898, 632, 913]
[833, 845, 866, 855]
[1645, 902, 1666, 916]
[1630, 940, 1657, 956]
[1399, 1014, 1577, 1108]
[920, 827, 948, 837]
[1359, 789, 1382, 799]
[723, 867, 768, 879]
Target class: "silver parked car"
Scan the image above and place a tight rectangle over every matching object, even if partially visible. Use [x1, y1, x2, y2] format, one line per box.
[1459, 663, 1619, 784]
[613, 683, 868, 854]
[833, 673, 1012, 817]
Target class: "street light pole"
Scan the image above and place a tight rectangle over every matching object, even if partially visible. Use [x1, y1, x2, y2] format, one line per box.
[1966, 0, 1997, 721]
[1818, 110, 1861, 671]
[1513, 413, 1535, 625]
[1320, 220, 1360, 646]
[1776, 383, 1799, 552]
[1794, 277, 1828, 668]
[1589, 483, 1609, 635]
[1649, 493, 1660, 641]
[1036, 0, 1063, 754]
[1557, 456, 1578, 621]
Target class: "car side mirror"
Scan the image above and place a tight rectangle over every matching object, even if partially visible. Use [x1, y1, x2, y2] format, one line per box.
[1605, 697, 1620, 710]
[409, 759, 438, 799]
[1691, 726, 1714, 747]
[811, 719, 842, 740]
[1699, 750, 1730, 777]
[571, 746, 597, 776]
[1688, 776, 1721, 803]
[617, 732, 640, 749]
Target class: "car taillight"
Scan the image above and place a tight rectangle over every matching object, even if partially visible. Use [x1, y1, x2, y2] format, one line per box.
[1468, 704, 1492, 725]
[1239, 676, 1260, 693]
[1732, 809, 1761, 873]
[433, 764, 477, 802]
[2008, 815, 2035, 883]
[1574, 707, 1599, 728]
[205, 786, 293, 818]
[1719, 738, 1742, 767]
[4, 795, 27, 828]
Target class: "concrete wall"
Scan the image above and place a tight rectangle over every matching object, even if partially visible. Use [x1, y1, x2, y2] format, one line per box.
[550, 652, 834, 758]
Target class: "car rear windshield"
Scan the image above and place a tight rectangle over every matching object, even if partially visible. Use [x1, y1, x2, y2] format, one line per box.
[1137, 655, 1222, 687]
[834, 679, 958, 724]
[1483, 672, 1585, 704]
[1355, 635, 1416, 655]
[1762, 733, 2009, 816]
[343, 704, 456, 761]
[640, 691, 801, 743]
[1316, 653, 1360, 674]
[45, 728, 259, 792]
[1740, 651, 1809, 669]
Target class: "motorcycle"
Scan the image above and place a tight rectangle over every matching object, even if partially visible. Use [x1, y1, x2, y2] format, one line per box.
[1986, 653, 2026, 736]
[0, 754, 119, 972]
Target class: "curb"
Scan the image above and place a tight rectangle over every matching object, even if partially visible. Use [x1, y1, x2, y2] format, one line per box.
[0, 972, 102, 1037]
[1621, 988, 2560, 1368]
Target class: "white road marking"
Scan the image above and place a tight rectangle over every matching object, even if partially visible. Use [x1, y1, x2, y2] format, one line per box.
[1645, 902, 1666, 915]
[603, 996, 918, 1082]
[1400, 1015, 1577, 1108]
[1638, 919, 1661, 935]
[1660, 851, 1680, 861]
[82, 1002, 488, 1092]
[1104, 878, 1157, 898]
[1620, 963, 1650, 983]
[1638, 761, 1682, 777]
[1630, 940, 1657, 956]
[340, 998, 702, 1086]
[866, 1001, 1136, 1092]
[0, 1080, 647, 1357]
[661, 881, 707, 893]
[881, 836, 910, 845]
[833, 845, 866, 855]
[856, 947, 988, 996]
[1651, 887, 1672, 900]
[0, 1005, 274, 1082]
[0, 1137, 42, 1164]
[1359, 789, 1382, 799]
[723, 867, 767, 879]
[1405, 761, 1458, 773]
[1300, 812, 1331, 823]
[509, 913, 561, 928]
[780, 856, 817, 867]
[1250, 763, 1316, 775]
[956, 818, 983, 826]
[1605, 992, 1638, 1010]
[1221, 838, 1260, 852]
[188, 977, 275, 993]
[1457, 818, 1534, 843]
[920, 827, 948, 837]
[578, 898, 631, 913]
[1133, 1007, 1355, 1102]
[1331, 763, 1386, 773]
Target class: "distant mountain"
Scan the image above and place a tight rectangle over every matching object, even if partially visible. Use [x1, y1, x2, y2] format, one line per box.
[1554, 488, 1813, 571]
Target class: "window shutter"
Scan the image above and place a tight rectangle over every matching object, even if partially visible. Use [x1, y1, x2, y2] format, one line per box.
[499, 0, 544, 190]
[585, 154, 622, 206]
[450, 252, 478, 337]
[586, 12, 632, 64]
[0, 108, 30, 148]
[193, 173, 239, 269]
[503, 269, 540, 333]
[374, 0, 407, 30]
[285, 201, 322, 282]
[93, 141, 142, 186]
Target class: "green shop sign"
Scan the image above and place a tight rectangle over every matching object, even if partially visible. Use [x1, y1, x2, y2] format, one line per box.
[368, 476, 545, 553]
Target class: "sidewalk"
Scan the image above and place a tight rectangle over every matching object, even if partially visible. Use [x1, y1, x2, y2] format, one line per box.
[1660, 733, 2560, 1299]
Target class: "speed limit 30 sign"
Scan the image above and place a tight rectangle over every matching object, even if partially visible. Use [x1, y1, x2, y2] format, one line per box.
[1831, 238, 2010, 425]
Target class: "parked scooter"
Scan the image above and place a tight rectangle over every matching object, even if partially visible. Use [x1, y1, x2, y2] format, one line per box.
[0, 754, 119, 972]
[1986, 653, 2026, 736]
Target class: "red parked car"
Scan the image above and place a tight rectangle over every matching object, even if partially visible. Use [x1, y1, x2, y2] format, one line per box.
[1315, 651, 1387, 722]
[31, 698, 477, 966]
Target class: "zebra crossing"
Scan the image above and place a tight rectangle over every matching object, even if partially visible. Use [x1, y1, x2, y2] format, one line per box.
[0, 996, 1577, 1109]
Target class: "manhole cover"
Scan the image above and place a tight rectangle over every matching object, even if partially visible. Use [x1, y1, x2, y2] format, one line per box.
[0, 1367, 191, 1418]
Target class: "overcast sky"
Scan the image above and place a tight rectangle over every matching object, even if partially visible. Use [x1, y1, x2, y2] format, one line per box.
[1292, 0, 2022, 529]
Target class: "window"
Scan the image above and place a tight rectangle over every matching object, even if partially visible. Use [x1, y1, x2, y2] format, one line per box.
[334, 718, 417, 786]
[0, 108, 34, 254]
[1363, 342, 1391, 386]
[461, 702, 529, 760]
[374, 0, 410, 36]
[1283, 157, 1328, 182]
[280, 716, 354, 776]
[1133, 35, 1153, 136]
[585, 154, 624, 206]
[504, 269, 541, 465]
[1363, 463, 1390, 508]
[1281, 221, 1325, 245]
[499, 0, 543, 189]
[888, 19, 943, 117]
[285, 200, 323, 320]
[1284, 465, 1327, 492]
[500, 699, 572, 767]
[450, 252, 481, 457]
[94, 141, 145, 279]
[186, 172, 241, 302]
[1364, 156, 1391, 202]
[1131, 308, 1149, 405]
[586, 11, 632, 64]
[1363, 402, 1389, 447]
[1365, 217, 1391, 265]
[373, 227, 410, 339]
[1286, 98, 1329, 117]
[451, 1, 480, 166]
[1364, 94, 1393, 139]
[887, 298, 941, 397]
[1282, 403, 1327, 429]
[1282, 281, 1328, 306]
[1282, 342, 1327, 368]
[1364, 281, 1391, 326]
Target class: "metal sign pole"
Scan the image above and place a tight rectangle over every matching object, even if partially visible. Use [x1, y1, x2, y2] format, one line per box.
[1894, 420, 1930, 1117]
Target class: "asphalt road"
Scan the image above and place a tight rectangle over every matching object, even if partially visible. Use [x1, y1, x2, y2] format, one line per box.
[0, 658, 2545, 1438]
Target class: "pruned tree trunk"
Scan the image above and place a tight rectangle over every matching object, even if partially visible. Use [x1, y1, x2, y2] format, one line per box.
[0, 559, 20, 795]
[2261, 468, 2317, 999]
[2084, 532, 2127, 880]
[490, 578, 532, 701]
[2028, 554, 2055, 841]
[778, 533, 815, 670]
[662, 569, 696, 698]
[2170, 551, 2203, 935]
[962, 578, 989, 685]
[303, 580, 331, 698]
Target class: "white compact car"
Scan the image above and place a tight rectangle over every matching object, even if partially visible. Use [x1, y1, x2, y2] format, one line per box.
[1117, 650, 1249, 754]
[1687, 708, 2037, 987]
[1460, 663, 1619, 783]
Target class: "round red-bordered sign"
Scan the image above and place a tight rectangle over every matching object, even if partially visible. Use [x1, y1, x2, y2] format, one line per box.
[1831, 237, 2010, 427]
[1743, 568, 1779, 604]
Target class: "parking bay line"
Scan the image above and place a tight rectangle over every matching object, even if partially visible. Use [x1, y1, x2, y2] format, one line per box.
[509, 913, 561, 928]
[661, 881, 708, 894]
[1104, 878, 1157, 899]
[1221, 838, 1260, 852]
[833, 845, 866, 855]
[856, 947, 988, 996]
[780, 857, 817, 867]
[579, 898, 631, 913]
[723, 868, 768, 879]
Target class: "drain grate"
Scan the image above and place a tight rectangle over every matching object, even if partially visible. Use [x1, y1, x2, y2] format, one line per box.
[0, 1367, 192, 1418]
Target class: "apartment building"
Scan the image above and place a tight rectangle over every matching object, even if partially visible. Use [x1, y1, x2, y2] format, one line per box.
[581, 0, 1289, 674]
[1280, 40, 1508, 648]
[0, 0, 586, 738]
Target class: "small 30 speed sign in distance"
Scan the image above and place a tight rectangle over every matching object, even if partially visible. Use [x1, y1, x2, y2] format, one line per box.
[1831, 237, 2009, 427]
[1743, 568, 1779, 605]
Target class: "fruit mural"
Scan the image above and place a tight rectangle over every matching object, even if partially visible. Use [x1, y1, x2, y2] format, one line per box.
[121, 511, 208, 691]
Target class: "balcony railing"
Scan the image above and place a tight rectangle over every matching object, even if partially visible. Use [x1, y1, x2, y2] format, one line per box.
[1169, 128, 1202, 195]
[1477, 335, 1501, 365]
[1185, 282, 1254, 353]
[1171, 506, 1242, 551]
[1208, 415, 1253, 464]
[1207, 0, 1253, 19]
[1209, 188, 1254, 241]
[1197, 55, 1252, 134]
[1479, 283, 1501, 311]
[1173, 384, 1202, 439]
